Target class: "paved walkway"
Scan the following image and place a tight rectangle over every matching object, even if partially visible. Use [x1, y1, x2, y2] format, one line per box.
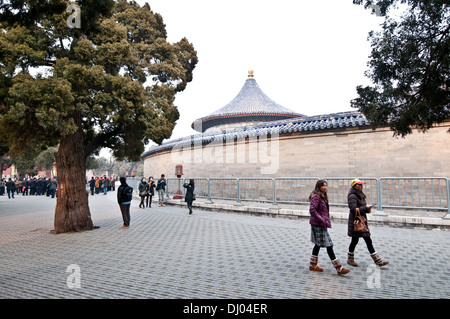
[1, 193, 449, 302]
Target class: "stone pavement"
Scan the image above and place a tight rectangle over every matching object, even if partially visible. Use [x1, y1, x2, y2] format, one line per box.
[0, 192, 449, 303]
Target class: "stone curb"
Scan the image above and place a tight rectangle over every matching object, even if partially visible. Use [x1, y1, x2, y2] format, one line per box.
[160, 198, 450, 230]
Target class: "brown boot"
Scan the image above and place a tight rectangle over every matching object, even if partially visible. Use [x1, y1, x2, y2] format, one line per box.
[347, 252, 358, 267]
[332, 259, 350, 275]
[371, 252, 389, 267]
[309, 255, 323, 272]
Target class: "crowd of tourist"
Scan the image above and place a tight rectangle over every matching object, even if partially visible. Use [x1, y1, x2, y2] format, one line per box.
[0, 176, 57, 199]
[87, 176, 117, 196]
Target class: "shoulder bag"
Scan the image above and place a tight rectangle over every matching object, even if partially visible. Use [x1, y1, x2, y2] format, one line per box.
[354, 207, 369, 233]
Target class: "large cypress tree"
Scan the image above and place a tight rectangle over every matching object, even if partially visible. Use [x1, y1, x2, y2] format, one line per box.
[0, 0, 198, 233]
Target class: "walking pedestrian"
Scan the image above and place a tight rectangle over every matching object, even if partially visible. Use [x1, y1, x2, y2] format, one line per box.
[347, 178, 389, 267]
[89, 177, 95, 196]
[15, 178, 22, 195]
[138, 177, 149, 208]
[183, 179, 195, 215]
[29, 177, 36, 195]
[6, 178, 16, 199]
[102, 176, 109, 195]
[156, 174, 166, 207]
[50, 177, 57, 198]
[308, 180, 350, 275]
[95, 177, 100, 194]
[45, 178, 51, 196]
[117, 177, 133, 229]
[146, 176, 155, 208]
[0, 178, 5, 196]
[21, 178, 28, 195]
[36, 177, 42, 195]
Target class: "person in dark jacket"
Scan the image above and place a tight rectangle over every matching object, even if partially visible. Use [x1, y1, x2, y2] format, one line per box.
[36, 178, 43, 195]
[0, 178, 5, 196]
[102, 176, 109, 195]
[50, 177, 57, 198]
[45, 178, 51, 196]
[309, 180, 349, 275]
[117, 177, 132, 229]
[6, 178, 16, 199]
[183, 179, 195, 215]
[146, 176, 155, 208]
[28, 178, 35, 195]
[347, 178, 389, 267]
[89, 177, 95, 196]
[156, 174, 166, 207]
[138, 177, 149, 208]
[22, 178, 29, 196]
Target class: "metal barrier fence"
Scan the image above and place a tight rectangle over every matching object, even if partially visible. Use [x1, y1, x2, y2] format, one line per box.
[126, 178, 140, 194]
[379, 177, 449, 211]
[164, 177, 450, 219]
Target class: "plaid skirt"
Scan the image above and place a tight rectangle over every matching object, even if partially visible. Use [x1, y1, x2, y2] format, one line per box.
[310, 225, 333, 247]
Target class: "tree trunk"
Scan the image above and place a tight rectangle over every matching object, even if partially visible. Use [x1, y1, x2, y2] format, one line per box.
[53, 130, 93, 234]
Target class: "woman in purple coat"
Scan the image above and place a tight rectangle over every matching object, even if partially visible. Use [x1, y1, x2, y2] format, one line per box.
[309, 180, 350, 275]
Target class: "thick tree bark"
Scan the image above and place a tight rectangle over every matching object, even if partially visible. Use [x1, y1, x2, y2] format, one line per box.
[53, 130, 93, 233]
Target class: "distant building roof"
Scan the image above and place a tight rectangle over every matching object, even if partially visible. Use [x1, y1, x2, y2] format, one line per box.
[191, 70, 304, 132]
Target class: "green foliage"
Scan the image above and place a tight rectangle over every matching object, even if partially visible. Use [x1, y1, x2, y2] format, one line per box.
[352, 0, 449, 136]
[0, 0, 197, 159]
[91, 156, 143, 177]
[0, 138, 9, 157]
[86, 155, 100, 170]
[34, 146, 58, 171]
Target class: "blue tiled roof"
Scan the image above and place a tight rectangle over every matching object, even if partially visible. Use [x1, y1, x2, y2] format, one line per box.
[191, 77, 303, 132]
[142, 111, 371, 158]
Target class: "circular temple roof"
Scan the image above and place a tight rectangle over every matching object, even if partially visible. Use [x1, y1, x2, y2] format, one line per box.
[191, 71, 304, 132]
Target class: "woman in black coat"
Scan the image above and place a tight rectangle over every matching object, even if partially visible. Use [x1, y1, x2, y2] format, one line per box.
[183, 179, 195, 215]
[138, 177, 149, 209]
[347, 178, 389, 267]
[146, 176, 155, 208]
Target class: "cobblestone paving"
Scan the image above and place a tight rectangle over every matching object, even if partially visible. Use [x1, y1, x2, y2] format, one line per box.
[0, 193, 449, 299]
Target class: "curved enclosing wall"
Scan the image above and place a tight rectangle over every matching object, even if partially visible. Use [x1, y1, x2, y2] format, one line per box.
[143, 123, 450, 179]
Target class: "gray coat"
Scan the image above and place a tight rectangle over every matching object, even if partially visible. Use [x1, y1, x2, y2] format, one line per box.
[50, 179, 57, 190]
[347, 187, 371, 238]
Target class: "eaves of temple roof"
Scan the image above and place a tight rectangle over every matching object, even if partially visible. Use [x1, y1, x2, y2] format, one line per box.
[142, 111, 370, 158]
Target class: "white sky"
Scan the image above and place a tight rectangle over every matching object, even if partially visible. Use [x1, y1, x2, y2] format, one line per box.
[104, 1, 385, 157]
